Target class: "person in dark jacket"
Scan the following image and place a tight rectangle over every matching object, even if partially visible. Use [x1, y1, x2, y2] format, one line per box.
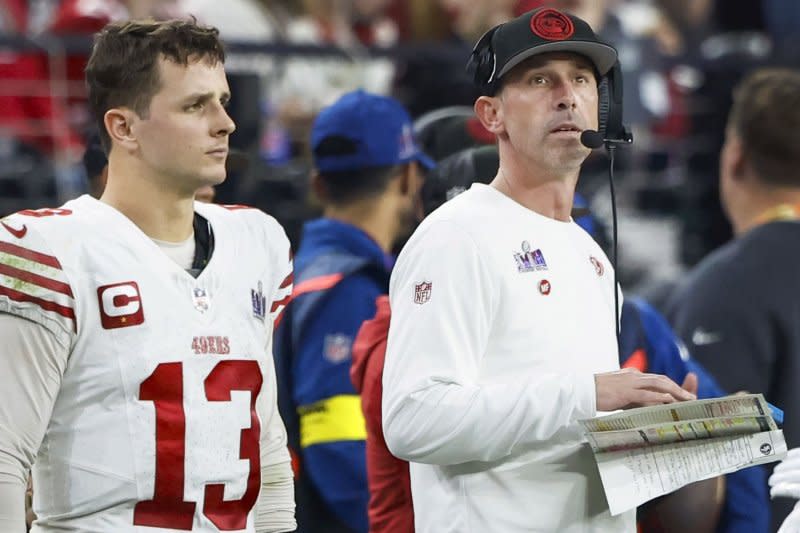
[667, 68, 800, 531]
[274, 89, 431, 533]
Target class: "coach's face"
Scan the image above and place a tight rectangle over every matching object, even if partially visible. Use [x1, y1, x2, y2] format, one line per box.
[480, 52, 598, 175]
[131, 56, 236, 195]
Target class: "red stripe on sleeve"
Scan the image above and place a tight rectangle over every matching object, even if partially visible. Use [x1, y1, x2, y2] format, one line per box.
[279, 272, 294, 289]
[270, 295, 291, 313]
[0, 241, 63, 270]
[0, 263, 74, 297]
[0, 285, 76, 331]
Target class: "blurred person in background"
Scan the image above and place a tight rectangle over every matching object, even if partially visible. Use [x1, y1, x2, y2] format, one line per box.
[439, 0, 518, 43]
[0, 0, 83, 159]
[272, 0, 398, 154]
[273, 89, 430, 533]
[394, 0, 518, 117]
[180, 0, 280, 42]
[0, 0, 188, 203]
[667, 68, 800, 531]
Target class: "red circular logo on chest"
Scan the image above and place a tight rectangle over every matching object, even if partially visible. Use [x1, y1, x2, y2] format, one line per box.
[530, 9, 575, 41]
[539, 279, 552, 295]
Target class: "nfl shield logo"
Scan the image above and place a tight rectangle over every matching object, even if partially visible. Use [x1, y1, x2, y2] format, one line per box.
[324, 334, 353, 363]
[192, 287, 210, 313]
[414, 281, 432, 304]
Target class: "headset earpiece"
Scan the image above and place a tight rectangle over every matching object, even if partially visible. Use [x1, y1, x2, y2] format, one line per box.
[598, 75, 611, 139]
[597, 61, 632, 145]
[466, 27, 500, 95]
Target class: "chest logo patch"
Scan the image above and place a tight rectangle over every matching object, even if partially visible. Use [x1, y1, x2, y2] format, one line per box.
[414, 281, 432, 304]
[514, 241, 548, 273]
[539, 279, 552, 295]
[590, 256, 605, 277]
[251, 281, 267, 321]
[192, 287, 210, 313]
[97, 281, 145, 329]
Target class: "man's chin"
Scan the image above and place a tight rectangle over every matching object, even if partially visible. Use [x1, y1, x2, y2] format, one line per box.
[202, 169, 227, 186]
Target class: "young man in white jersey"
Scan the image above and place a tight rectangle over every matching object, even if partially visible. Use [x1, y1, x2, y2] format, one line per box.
[381, 7, 696, 532]
[0, 19, 296, 532]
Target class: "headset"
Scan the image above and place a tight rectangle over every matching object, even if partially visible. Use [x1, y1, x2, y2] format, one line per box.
[466, 25, 632, 345]
[465, 26, 632, 148]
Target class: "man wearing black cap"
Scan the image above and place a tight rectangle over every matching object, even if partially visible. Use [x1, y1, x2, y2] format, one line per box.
[273, 89, 430, 533]
[381, 8, 694, 532]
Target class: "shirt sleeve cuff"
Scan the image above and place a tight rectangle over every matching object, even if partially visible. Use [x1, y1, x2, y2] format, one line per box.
[573, 373, 597, 420]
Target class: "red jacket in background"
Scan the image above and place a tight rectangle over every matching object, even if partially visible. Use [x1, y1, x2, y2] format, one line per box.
[350, 296, 414, 533]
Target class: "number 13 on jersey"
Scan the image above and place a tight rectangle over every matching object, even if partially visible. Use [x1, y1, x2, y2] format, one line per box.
[134, 360, 262, 531]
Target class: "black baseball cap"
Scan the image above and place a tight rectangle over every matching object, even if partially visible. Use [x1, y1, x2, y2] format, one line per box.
[478, 7, 617, 87]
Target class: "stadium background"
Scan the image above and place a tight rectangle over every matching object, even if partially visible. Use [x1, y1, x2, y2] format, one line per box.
[2, 0, 800, 299]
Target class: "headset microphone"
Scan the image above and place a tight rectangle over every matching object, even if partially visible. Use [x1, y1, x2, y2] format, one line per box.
[580, 119, 633, 351]
[580, 130, 605, 150]
[580, 129, 634, 150]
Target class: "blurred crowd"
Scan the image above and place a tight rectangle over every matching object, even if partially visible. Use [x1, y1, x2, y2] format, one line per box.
[0, 0, 792, 304]
[2, 0, 800, 295]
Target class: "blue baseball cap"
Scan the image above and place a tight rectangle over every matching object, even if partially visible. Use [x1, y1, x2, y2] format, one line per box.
[311, 90, 435, 173]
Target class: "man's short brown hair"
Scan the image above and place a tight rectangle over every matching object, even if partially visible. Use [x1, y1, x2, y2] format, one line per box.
[728, 68, 800, 187]
[85, 18, 226, 153]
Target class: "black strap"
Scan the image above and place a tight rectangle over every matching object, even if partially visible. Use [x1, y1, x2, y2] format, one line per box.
[188, 213, 214, 278]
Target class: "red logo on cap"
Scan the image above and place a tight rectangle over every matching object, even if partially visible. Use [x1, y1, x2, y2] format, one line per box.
[530, 9, 575, 41]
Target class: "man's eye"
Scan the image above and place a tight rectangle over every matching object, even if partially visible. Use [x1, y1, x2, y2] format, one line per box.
[532, 76, 547, 85]
[187, 102, 204, 111]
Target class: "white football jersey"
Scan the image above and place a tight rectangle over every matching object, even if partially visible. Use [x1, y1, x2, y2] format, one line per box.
[0, 195, 293, 532]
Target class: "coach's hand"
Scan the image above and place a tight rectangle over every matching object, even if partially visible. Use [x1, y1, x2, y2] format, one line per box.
[595, 368, 697, 411]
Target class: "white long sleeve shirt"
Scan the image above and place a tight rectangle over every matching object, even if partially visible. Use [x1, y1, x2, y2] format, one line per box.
[382, 184, 634, 532]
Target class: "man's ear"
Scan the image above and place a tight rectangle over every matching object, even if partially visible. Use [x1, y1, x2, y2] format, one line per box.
[310, 171, 327, 202]
[104, 107, 140, 153]
[397, 163, 414, 196]
[474, 95, 505, 136]
[720, 132, 747, 183]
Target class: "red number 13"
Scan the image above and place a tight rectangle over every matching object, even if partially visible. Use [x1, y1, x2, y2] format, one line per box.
[134, 360, 263, 531]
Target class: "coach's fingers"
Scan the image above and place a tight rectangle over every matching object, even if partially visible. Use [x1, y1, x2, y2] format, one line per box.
[681, 372, 699, 397]
[626, 389, 682, 408]
[640, 373, 697, 401]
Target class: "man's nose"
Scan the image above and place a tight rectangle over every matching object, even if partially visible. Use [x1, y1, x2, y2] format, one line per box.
[213, 104, 236, 136]
[554, 80, 577, 110]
